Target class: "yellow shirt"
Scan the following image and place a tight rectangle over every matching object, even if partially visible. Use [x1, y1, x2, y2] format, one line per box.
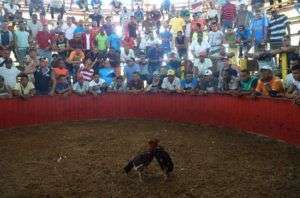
[169, 17, 185, 34]
[14, 82, 35, 95]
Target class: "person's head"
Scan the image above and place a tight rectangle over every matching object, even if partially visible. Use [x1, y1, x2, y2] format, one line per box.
[106, 16, 112, 23]
[84, 57, 93, 68]
[227, 27, 234, 34]
[42, 24, 48, 31]
[130, 16, 135, 22]
[255, 10, 262, 19]
[152, 71, 160, 82]
[271, 9, 279, 17]
[291, 64, 300, 81]
[199, 51, 207, 62]
[19, 74, 29, 87]
[185, 73, 193, 82]
[92, 20, 98, 27]
[240, 69, 250, 81]
[29, 49, 37, 58]
[123, 6, 127, 12]
[67, 17, 72, 26]
[203, 69, 213, 81]
[238, 25, 245, 32]
[167, 69, 175, 81]
[260, 67, 273, 81]
[18, 23, 26, 31]
[74, 32, 82, 41]
[222, 69, 232, 82]
[32, 14, 38, 23]
[290, 58, 300, 69]
[58, 32, 65, 40]
[1, 22, 8, 31]
[55, 58, 65, 69]
[78, 20, 84, 27]
[211, 22, 218, 32]
[132, 72, 140, 81]
[100, 30, 105, 36]
[116, 75, 124, 84]
[168, 52, 177, 61]
[177, 31, 183, 37]
[148, 138, 159, 150]
[126, 58, 135, 66]
[39, 57, 48, 68]
[93, 74, 100, 82]
[4, 58, 13, 69]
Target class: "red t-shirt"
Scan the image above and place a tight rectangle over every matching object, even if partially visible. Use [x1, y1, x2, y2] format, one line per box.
[36, 31, 51, 49]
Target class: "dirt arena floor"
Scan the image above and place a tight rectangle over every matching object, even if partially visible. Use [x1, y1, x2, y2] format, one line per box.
[0, 120, 299, 198]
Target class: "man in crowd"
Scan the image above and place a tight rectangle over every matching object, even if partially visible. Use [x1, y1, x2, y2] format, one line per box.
[161, 69, 181, 92]
[13, 73, 36, 99]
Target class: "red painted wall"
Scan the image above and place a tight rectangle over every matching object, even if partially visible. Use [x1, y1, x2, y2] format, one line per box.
[0, 93, 299, 146]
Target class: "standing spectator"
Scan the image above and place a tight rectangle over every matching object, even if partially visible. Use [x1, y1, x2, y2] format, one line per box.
[239, 69, 258, 94]
[134, 6, 144, 24]
[166, 52, 181, 74]
[142, 14, 154, 34]
[191, 14, 206, 34]
[49, 0, 65, 19]
[73, 20, 85, 35]
[169, 12, 185, 35]
[62, 17, 76, 40]
[90, 21, 100, 50]
[0, 22, 13, 51]
[235, 4, 253, 29]
[89, 74, 106, 95]
[103, 16, 114, 36]
[146, 44, 163, 74]
[4, 0, 19, 20]
[73, 76, 89, 96]
[269, 9, 289, 50]
[190, 30, 210, 58]
[34, 58, 54, 95]
[122, 35, 135, 50]
[0, 58, 20, 89]
[13, 73, 36, 99]
[108, 31, 121, 53]
[82, 24, 93, 54]
[175, 31, 187, 59]
[29, 0, 45, 17]
[236, 25, 251, 57]
[250, 11, 268, 52]
[127, 72, 144, 92]
[150, 6, 162, 35]
[208, 22, 224, 56]
[193, 51, 213, 76]
[124, 58, 141, 81]
[14, 23, 31, 68]
[89, 8, 103, 27]
[254, 66, 284, 97]
[161, 69, 181, 92]
[0, 75, 12, 99]
[52, 58, 69, 79]
[53, 32, 69, 59]
[36, 24, 52, 66]
[26, 14, 42, 40]
[96, 30, 108, 54]
[128, 16, 138, 39]
[160, 23, 173, 55]
[221, 0, 236, 32]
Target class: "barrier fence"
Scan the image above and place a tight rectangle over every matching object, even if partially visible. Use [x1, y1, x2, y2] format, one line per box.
[0, 93, 299, 146]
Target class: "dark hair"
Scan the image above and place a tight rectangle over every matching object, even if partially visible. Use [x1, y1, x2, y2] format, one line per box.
[291, 64, 300, 71]
[240, 69, 250, 74]
[18, 73, 29, 79]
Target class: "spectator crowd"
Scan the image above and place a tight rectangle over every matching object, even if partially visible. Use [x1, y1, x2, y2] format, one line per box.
[0, 0, 299, 104]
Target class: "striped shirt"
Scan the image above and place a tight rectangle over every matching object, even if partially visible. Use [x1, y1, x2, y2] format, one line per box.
[79, 64, 94, 82]
[269, 14, 288, 45]
[221, 3, 236, 21]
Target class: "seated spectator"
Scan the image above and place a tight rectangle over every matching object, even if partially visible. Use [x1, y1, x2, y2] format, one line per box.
[193, 51, 213, 76]
[107, 48, 121, 76]
[238, 69, 258, 94]
[69, 32, 84, 50]
[108, 31, 121, 53]
[89, 74, 106, 95]
[98, 59, 116, 85]
[161, 69, 181, 92]
[13, 74, 36, 99]
[52, 58, 69, 78]
[197, 69, 218, 93]
[54, 75, 71, 96]
[181, 73, 198, 92]
[146, 71, 162, 92]
[120, 46, 135, 63]
[190, 29, 210, 58]
[0, 58, 20, 89]
[284, 58, 300, 89]
[122, 35, 135, 49]
[34, 58, 54, 95]
[53, 32, 69, 59]
[219, 67, 239, 92]
[285, 64, 300, 101]
[78, 58, 95, 82]
[254, 66, 284, 97]
[138, 56, 150, 82]
[109, 76, 127, 91]
[0, 75, 12, 99]
[73, 76, 89, 96]
[124, 58, 141, 81]
[127, 72, 144, 92]
[175, 31, 187, 59]
[89, 8, 103, 26]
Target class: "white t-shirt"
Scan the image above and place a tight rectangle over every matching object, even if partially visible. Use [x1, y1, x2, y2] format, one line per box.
[0, 66, 21, 89]
[4, 3, 19, 15]
[89, 79, 105, 93]
[120, 48, 135, 62]
[194, 58, 213, 75]
[292, 78, 300, 91]
[62, 24, 76, 40]
[161, 77, 181, 91]
[284, 73, 294, 89]
[190, 40, 211, 57]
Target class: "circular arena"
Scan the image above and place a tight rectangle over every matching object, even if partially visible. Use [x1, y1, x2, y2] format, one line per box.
[0, 94, 299, 197]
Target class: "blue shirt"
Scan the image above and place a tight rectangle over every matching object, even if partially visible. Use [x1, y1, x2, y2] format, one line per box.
[108, 33, 121, 51]
[236, 28, 251, 42]
[181, 78, 198, 90]
[73, 26, 85, 35]
[250, 16, 268, 43]
[99, 67, 116, 85]
[124, 64, 141, 81]
[160, 31, 172, 53]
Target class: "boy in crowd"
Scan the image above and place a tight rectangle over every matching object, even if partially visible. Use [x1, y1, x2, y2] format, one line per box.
[175, 31, 187, 59]
[238, 69, 258, 94]
[181, 73, 198, 92]
[285, 64, 300, 104]
[13, 74, 36, 99]
[127, 72, 144, 93]
[89, 74, 106, 96]
[109, 76, 127, 91]
[197, 69, 218, 93]
[73, 75, 89, 96]
[161, 69, 181, 92]
[54, 75, 71, 96]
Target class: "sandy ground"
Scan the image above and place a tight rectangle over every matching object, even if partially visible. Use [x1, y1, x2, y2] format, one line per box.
[0, 120, 299, 198]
